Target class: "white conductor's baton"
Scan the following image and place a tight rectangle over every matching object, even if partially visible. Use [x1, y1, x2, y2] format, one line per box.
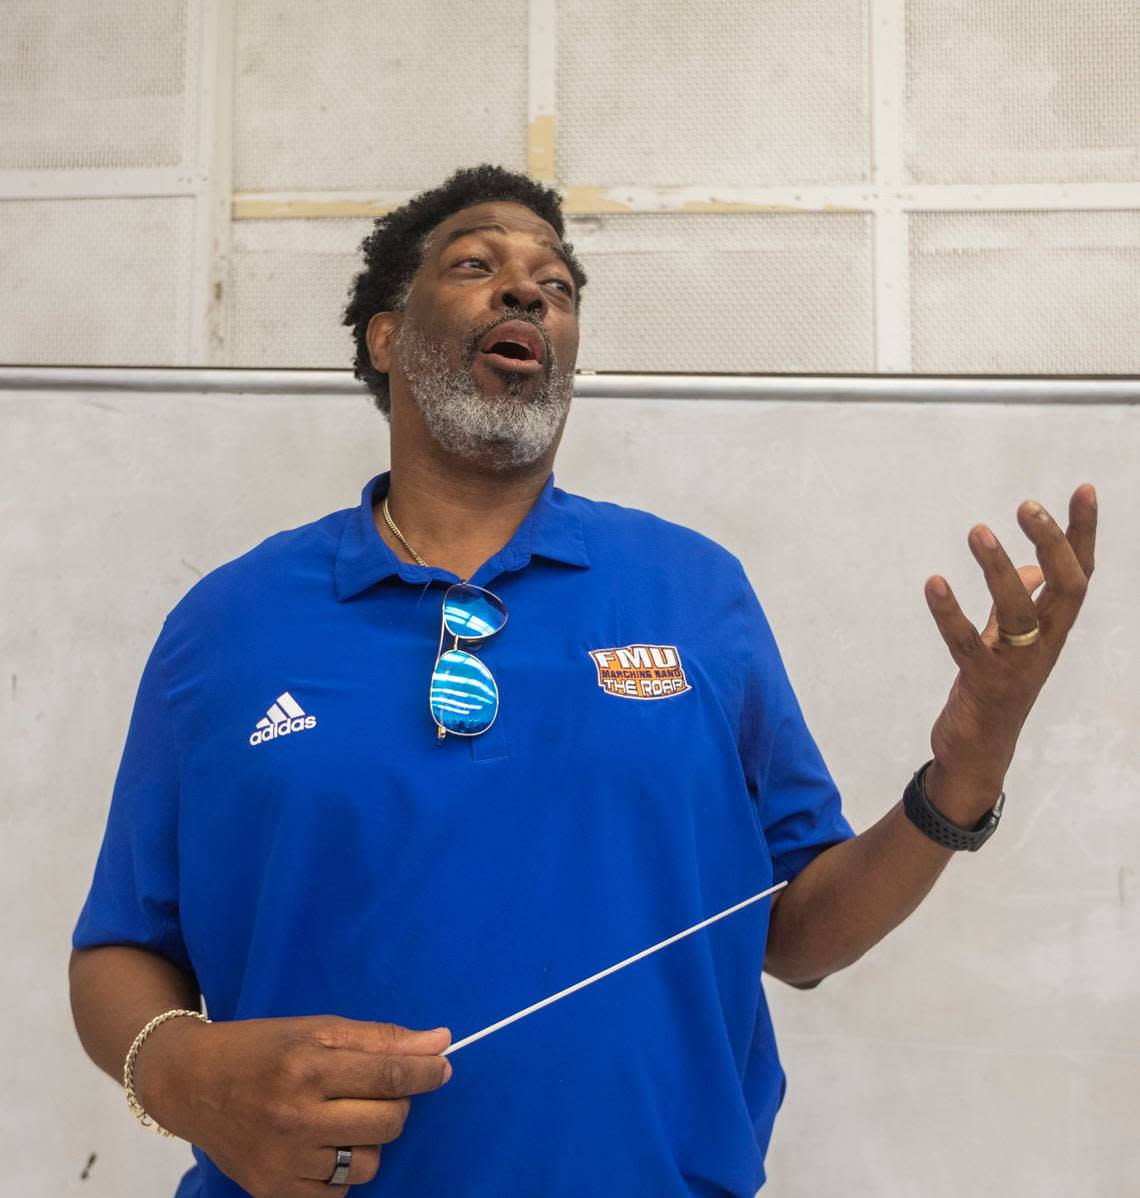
[443, 879, 788, 1056]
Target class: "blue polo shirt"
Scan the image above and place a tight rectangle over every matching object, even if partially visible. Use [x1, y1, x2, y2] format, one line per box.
[74, 470, 855, 1197]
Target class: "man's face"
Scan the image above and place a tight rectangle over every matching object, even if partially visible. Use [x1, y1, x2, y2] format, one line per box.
[370, 200, 581, 472]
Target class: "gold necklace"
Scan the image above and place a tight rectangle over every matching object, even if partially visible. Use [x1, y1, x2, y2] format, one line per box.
[382, 496, 470, 584]
[381, 496, 428, 566]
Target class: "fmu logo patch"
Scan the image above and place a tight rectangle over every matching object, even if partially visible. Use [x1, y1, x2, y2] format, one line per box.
[587, 644, 692, 701]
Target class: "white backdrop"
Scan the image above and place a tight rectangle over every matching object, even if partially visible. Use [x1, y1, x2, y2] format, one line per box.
[2, 383, 1136, 1196]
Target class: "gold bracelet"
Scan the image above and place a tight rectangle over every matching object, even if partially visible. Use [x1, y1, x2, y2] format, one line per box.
[123, 1009, 211, 1137]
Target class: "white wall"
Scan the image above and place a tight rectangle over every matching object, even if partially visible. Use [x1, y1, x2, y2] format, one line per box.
[3, 384, 1136, 1196]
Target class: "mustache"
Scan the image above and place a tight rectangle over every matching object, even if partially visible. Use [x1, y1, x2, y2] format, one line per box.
[466, 314, 550, 362]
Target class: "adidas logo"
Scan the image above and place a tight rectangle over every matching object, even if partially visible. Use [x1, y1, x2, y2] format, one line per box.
[249, 691, 317, 746]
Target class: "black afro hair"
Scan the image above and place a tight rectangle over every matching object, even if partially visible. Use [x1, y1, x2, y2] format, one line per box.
[342, 164, 588, 418]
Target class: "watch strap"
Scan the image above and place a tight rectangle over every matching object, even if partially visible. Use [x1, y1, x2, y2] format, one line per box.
[902, 760, 1005, 852]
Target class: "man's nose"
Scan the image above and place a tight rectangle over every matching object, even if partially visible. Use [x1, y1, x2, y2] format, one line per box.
[493, 275, 545, 316]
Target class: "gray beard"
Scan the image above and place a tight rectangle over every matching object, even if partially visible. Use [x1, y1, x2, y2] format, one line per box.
[392, 318, 574, 472]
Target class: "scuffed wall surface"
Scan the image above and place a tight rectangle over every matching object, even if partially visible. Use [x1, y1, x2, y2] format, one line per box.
[906, 0, 1140, 183]
[5, 0, 1140, 374]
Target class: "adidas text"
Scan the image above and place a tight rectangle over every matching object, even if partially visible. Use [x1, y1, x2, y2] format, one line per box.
[249, 715, 317, 746]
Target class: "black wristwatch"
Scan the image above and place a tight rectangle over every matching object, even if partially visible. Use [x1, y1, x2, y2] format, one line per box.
[902, 760, 1005, 852]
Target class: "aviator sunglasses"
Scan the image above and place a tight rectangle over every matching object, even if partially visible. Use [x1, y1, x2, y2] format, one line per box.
[429, 583, 508, 740]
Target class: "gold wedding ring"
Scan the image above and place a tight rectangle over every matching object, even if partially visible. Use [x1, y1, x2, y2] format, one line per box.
[998, 624, 1041, 648]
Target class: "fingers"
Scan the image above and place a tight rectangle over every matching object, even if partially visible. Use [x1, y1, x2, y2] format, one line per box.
[295, 1042, 457, 1186]
[1015, 494, 1092, 636]
[313, 1096, 414, 1147]
[924, 574, 987, 670]
[272, 1019, 453, 1194]
[306, 1017, 451, 1057]
[967, 523, 1039, 639]
[978, 564, 1044, 641]
[368, 1021, 452, 1056]
[927, 486, 1096, 664]
[296, 1183, 351, 1198]
[1064, 483, 1097, 580]
[316, 1046, 453, 1101]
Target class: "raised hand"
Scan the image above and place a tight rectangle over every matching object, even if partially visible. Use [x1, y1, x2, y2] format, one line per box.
[922, 484, 1097, 802]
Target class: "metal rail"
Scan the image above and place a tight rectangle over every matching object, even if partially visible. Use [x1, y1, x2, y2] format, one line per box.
[1, 367, 1138, 403]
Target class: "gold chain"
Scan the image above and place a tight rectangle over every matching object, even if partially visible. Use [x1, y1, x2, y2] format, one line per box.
[382, 495, 470, 584]
[381, 496, 429, 567]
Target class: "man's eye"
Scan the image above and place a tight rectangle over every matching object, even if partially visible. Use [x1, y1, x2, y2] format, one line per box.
[547, 279, 573, 295]
[456, 257, 572, 296]
[458, 257, 488, 269]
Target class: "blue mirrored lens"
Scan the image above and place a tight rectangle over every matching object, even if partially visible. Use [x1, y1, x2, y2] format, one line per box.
[443, 584, 507, 641]
[430, 648, 499, 735]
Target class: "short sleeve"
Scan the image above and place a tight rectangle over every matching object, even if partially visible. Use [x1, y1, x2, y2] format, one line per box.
[72, 623, 195, 976]
[735, 562, 855, 886]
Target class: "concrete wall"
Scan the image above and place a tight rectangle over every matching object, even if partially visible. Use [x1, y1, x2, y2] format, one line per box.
[3, 385, 1137, 1196]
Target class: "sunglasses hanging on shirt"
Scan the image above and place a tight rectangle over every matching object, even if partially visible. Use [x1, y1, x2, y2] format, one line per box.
[429, 583, 508, 740]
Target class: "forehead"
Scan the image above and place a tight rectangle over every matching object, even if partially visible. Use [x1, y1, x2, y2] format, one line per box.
[425, 201, 563, 259]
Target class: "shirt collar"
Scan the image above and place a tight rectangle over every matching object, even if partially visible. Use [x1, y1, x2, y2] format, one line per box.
[334, 470, 590, 601]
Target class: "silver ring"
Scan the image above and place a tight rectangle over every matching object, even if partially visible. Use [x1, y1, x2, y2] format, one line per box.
[327, 1146, 352, 1186]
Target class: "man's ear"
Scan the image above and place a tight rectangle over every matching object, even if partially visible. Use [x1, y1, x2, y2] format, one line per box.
[366, 311, 401, 373]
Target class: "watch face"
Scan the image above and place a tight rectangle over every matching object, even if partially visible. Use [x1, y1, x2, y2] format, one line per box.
[967, 790, 1005, 850]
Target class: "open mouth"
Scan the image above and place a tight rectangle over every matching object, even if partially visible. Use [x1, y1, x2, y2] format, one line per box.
[477, 320, 547, 374]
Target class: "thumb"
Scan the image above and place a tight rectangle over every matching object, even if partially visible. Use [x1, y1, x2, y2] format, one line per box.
[1017, 564, 1046, 596]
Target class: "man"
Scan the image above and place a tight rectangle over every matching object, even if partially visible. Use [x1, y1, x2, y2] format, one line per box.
[70, 164, 1097, 1197]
